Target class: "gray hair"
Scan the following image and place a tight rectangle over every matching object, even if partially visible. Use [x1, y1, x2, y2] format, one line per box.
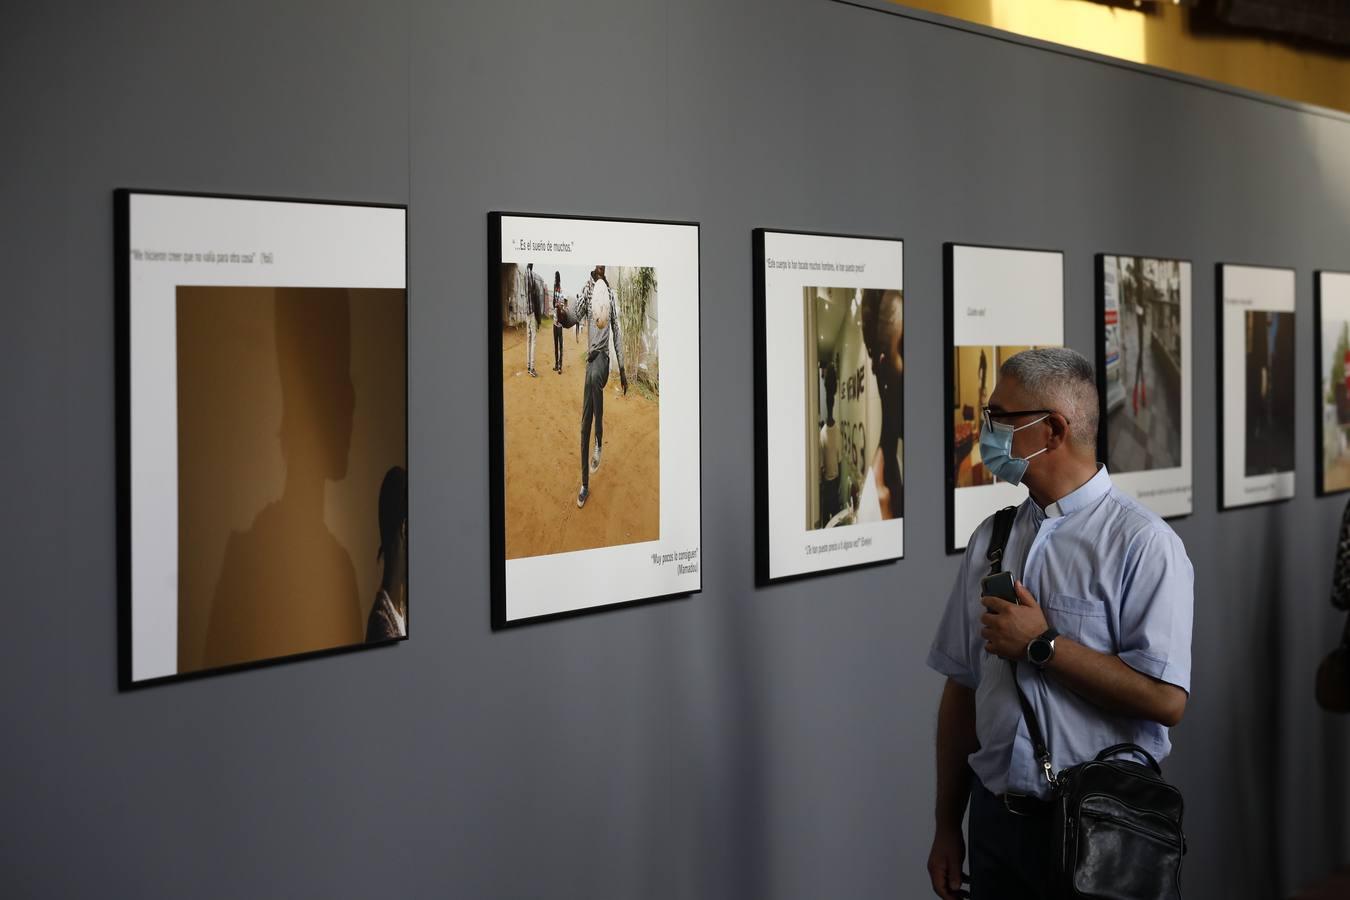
[999, 348, 1098, 449]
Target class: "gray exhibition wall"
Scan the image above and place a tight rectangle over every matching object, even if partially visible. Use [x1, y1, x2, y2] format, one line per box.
[3, 1, 1350, 897]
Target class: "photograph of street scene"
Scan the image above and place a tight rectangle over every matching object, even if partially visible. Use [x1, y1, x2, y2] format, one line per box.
[803, 287, 904, 529]
[498, 262, 661, 560]
[1101, 256, 1185, 473]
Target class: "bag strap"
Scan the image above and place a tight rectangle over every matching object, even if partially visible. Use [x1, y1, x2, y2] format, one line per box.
[986, 506, 1018, 577]
[1095, 742, 1162, 774]
[1011, 664, 1057, 788]
[984, 505, 1057, 788]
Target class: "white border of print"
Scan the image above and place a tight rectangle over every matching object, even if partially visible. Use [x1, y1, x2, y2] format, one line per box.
[1219, 263, 1296, 509]
[494, 214, 701, 623]
[759, 230, 905, 581]
[947, 244, 1064, 553]
[126, 192, 406, 683]
[1099, 256, 1194, 519]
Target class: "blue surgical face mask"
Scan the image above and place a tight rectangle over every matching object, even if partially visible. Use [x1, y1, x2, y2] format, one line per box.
[979, 413, 1050, 486]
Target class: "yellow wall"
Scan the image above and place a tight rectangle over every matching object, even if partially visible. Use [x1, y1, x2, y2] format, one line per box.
[890, 0, 1350, 115]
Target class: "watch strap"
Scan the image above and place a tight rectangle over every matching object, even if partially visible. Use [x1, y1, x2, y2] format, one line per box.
[1028, 627, 1059, 667]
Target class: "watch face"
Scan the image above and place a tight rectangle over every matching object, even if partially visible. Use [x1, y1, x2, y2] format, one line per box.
[1029, 639, 1052, 666]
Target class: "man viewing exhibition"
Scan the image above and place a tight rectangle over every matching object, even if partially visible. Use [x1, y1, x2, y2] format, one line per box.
[925, 348, 1194, 899]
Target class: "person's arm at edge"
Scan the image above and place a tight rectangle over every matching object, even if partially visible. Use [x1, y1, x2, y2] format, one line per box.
[610, 291, 628, 391]
[560, 279, 590, 329]
[928, 677, 976, 899]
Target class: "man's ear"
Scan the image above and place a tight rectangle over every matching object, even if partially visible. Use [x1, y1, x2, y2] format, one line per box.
[1046, 412, 1070, 451]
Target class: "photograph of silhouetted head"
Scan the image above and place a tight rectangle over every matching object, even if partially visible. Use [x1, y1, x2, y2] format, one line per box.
[174, 285, 408, 674]
[1244, 309, 1295, 476]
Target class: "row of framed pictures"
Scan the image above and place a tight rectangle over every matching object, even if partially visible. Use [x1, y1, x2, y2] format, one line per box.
[756, 233, 1348, 578]
[118, 190, 704, 687]
[116, 188, 1344, 688]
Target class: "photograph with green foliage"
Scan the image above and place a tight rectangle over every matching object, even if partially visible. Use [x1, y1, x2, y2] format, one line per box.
[1320, 307, 1350, 493]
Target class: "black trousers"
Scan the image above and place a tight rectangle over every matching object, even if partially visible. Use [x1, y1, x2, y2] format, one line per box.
[553, 325, 564, 369]
[820, 475, 839, 525]
[580, 351, 609, 488]
[969, 779, 1053, 900]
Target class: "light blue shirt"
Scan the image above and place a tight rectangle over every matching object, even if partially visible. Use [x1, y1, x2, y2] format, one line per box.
[927, 467, 1194, 798]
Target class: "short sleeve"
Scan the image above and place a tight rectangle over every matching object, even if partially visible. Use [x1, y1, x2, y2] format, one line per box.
[927, 541, 980, 690]
[1118, 527, 1194, 693]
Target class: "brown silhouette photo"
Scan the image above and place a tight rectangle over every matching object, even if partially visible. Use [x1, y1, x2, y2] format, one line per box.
[175, 286, 407, 675]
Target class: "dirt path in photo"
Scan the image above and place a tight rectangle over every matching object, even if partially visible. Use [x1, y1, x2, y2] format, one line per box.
[502, 323, 660, 559]
[1325, 455, 1350, 493]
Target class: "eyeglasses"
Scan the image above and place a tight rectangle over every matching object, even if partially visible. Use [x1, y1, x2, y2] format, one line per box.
[981, 407, 1064, 431]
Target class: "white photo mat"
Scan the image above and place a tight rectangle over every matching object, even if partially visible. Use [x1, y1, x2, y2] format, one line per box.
[123, 191, 407, 684]
[946, 244, 1065, 553]
[491, 213, 701, 623]
[1219, 263, 1297, 509]
[1097, 255, 1193, 519]
[756, 230, 905, 582]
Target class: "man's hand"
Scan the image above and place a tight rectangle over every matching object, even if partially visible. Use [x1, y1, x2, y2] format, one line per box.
[979, 581, 1049, 661]
[620, 370, 629, 395]
[927, 823, 967, 899]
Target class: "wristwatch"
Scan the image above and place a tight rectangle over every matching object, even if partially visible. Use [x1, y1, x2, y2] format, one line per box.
[1027, 628, 1060, 669]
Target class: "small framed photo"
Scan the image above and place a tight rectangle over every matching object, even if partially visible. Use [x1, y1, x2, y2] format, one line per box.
[753, 229, 905, 584]
[488, 212, 701, 626]
[1095, 254, 1193, 518]
[1217, 263, 1297, 509]
[117, 189, 408, 687]
[944, 243, 1065, 553]
[1316, 270, 1350, 496]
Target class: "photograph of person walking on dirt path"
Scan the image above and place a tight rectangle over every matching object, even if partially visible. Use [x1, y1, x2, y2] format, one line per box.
[498, 261, 661, 559]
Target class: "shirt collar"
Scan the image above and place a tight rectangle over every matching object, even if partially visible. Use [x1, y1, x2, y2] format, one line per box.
[1038, 465, 1112, 518]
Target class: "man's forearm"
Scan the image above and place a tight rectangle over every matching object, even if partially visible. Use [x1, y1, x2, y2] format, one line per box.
[1045, 638, 1186, 727]
[935, 678, 978, 828]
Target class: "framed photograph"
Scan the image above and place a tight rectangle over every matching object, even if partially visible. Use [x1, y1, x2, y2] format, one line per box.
[944, 243, 1064, 554]
[1217, 263, 1297, 509]
[488, 212, 701, 626]
[1316, 271, 1350, 496]
[753, 229, 905, 584]
[117, 189, 408, 687]
[1095, 254, 1193, 518]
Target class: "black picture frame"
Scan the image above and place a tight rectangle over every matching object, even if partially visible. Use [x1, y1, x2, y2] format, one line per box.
[116, 188, 410, 689]
[1215, 261, 1298, 512]
[487, 211, 702, 628]
[943, 241, 1066, 555]
[1093, 252, 1194, 521]
[1315, 270, 1350, 497]
[752, 227, 906, 586]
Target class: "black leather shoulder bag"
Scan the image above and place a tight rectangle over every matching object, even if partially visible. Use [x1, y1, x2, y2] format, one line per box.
[986, 506, 1187, 900]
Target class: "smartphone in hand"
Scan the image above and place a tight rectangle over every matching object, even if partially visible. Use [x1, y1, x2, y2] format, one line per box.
[980, 570, 1018, 604]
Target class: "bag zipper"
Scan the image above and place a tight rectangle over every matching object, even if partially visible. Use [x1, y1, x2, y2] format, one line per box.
[1078, 793, 1184, 849]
